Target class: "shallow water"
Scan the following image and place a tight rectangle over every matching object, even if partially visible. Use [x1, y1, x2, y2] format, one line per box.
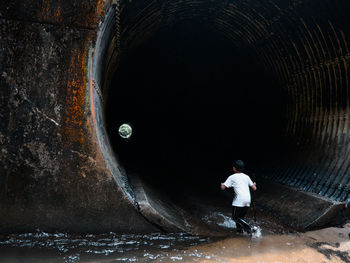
[0, 190, 301, 263]
[0, 207, 291, 263]
[1, 225, 348, 263]
[0, 219, 269, 263]
[0, 231, 218, 262]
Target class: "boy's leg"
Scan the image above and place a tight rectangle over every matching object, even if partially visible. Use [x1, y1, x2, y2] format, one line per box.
[232, 206, 242, 232]
[232, 206, 252, 233]
[232, 206, 246, 232]
[236, 218, 253, 233]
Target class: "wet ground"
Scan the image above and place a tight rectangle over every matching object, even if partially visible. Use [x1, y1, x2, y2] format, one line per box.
[1, 192, 349, 262]
[0, 231, 215, 262]
[1, 225, 350, 262]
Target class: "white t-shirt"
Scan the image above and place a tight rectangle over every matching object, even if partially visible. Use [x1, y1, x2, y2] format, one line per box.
[223, 173, 254, 207]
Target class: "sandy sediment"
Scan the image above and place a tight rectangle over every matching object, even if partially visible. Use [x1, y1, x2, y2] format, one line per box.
[155, 225, 350, 262]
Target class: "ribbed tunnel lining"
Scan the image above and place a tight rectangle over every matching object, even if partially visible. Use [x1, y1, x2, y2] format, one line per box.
[94, 0, 350, 203]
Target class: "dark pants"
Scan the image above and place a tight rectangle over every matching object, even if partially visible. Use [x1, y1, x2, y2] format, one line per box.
[232, 206, 253, 233]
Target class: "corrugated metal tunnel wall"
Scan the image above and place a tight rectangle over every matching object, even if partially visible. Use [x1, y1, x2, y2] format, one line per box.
[0, 0, 350, 233]
[99, 0, 350, 202]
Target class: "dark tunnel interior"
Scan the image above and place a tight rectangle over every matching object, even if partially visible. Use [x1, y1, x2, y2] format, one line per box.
[105, 22, 287, 199]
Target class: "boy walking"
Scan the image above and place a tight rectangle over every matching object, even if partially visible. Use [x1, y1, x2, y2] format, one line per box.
[221, 160, 257, 234]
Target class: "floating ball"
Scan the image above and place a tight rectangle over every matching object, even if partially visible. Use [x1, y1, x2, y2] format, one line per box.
[118, 123, 132, 139]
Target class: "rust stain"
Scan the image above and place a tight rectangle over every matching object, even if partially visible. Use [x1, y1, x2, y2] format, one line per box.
[54, 5, 63, 23]
[41, 0, 50, 20]
[90, 79, 97, 128]
[40, 0, 63, 23]
[96, 0, 103, 17]
[37, 0, 110, 28]
[64, 42, 90, 147]
[85, 0, 104, 27]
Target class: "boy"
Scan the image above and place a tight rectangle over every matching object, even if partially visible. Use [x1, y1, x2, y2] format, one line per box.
[221, 160, 257, 234]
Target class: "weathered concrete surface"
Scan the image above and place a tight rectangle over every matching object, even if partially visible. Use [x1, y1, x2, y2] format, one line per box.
[0, 0, 109, 29]
[129, 175, 190, 232]
[254, 180, 346, 230]
[0, 1, 158, 233]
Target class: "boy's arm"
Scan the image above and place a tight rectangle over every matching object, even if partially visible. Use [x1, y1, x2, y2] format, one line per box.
[221, 183, 227, 190]
[250, 182, 257, 191]
[221, 176, 232, 190]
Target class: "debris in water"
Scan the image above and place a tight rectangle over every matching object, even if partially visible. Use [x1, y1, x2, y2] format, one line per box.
[170, 256, 183, 261]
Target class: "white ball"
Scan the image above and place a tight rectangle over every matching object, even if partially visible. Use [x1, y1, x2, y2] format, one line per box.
[118, 123, 132, 139]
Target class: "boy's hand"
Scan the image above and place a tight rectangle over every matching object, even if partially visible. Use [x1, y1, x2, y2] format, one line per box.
[251, 182, 257, 191]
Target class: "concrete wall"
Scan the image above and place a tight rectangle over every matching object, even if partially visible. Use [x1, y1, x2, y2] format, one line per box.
[0, 0, 158, 233]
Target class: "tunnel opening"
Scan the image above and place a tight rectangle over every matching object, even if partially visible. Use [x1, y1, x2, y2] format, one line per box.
[104, 21, 287, 201]
[89, 1, 350, 231]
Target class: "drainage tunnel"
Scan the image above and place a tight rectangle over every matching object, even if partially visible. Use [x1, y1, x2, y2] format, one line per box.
[2, 0, 350, 233]
[106, 23, 286, 196]
[88, 0, 350, 230]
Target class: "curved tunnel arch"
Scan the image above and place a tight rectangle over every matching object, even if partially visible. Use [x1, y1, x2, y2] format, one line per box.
[90, 0, 350, 231]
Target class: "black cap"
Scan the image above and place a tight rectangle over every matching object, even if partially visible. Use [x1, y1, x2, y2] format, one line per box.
[233, 160, 245, 170]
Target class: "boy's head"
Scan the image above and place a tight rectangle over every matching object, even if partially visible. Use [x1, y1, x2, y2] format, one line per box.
[233, 160, 245, 173]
